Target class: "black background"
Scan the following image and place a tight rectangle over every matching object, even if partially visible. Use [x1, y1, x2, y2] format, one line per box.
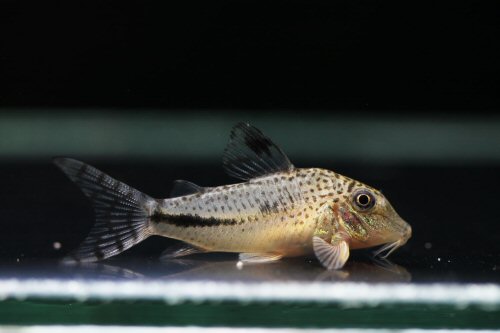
[1, 1, 498, 110]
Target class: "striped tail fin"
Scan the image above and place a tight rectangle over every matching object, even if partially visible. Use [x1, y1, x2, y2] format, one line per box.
[54, 158, 157, 263]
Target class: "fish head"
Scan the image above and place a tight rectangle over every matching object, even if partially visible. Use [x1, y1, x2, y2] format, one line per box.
[338, 185, 411, 258]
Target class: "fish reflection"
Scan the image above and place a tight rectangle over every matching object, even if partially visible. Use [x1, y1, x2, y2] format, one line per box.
[58, 261, 146, 280]
[59, 255, 410, 282]
[159, 258, 411, 283]
[314, 260, 411, 282]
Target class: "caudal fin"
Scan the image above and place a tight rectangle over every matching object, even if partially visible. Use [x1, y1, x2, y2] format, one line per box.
[54, 158, 157, 263]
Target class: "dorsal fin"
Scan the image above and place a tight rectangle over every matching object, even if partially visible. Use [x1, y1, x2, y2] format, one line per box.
[222, 123, 294, 180]
[170, 180, 206, 197]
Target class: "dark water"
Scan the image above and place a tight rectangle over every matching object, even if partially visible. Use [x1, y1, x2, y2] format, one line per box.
[1, 161, 500, 283]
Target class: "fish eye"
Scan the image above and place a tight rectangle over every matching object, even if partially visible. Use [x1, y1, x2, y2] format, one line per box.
[353, 190, 375, 210]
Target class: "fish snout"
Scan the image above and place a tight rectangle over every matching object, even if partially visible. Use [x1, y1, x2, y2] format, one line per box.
[406, 224, 412, 240]
[373, 219, 411, 259]
[387, 215, 411, 244]
[399, 221, 412, 245]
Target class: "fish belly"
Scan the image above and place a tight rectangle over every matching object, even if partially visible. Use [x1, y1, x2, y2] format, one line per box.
[153, 215, 316, 256]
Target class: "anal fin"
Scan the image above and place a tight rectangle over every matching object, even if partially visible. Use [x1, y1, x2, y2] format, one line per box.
[237, 253, 283, 268]
[313, 236, 350, 270]
[160, 243, 208, 260]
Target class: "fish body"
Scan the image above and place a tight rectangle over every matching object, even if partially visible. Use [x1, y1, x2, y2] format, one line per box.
[55, 123, 411, 270]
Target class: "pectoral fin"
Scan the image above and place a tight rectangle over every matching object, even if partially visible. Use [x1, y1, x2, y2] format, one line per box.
[238, 253, 283, 265]
[313, 236, 350, 270]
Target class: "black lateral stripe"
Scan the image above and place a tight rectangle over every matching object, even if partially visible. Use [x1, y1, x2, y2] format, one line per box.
[151, 212, 238, 227]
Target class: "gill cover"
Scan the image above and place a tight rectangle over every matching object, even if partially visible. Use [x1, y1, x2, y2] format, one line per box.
[340, 206, 369, 242]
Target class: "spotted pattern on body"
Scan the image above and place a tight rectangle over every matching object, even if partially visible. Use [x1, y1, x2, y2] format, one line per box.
[150, 168, 370, 256]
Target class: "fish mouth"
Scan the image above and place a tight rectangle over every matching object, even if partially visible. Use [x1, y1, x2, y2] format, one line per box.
[373, 225, 411, 259]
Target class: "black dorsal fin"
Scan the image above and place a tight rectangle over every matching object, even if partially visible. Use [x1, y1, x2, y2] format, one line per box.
[222, 123, 294, 180]
[170, 180, 206, 197]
